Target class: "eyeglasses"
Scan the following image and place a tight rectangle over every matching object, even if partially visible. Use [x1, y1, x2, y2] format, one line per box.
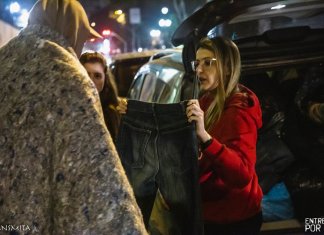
[191, 58, 217, 71]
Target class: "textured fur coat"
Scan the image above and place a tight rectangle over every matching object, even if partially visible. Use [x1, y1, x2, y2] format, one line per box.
[0, 25, 146, 235]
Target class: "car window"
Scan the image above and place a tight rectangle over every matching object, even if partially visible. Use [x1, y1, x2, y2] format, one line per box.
[128, 72, 146, 100]
[157, 68, 183, 103]
[111, 59, 150, 97]
[129, 66, 184, 103]
[143, 67, 183, 103]
[139, 73, 159, 102]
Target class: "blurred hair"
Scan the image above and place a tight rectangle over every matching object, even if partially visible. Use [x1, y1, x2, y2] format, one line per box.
[197, 37, 241, 130]
[80, 52, 120, 141]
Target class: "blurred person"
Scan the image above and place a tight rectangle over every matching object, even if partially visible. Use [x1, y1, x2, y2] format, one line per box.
[0, 0, 146, 234]
[308, 102, 324, 124]
[80, 52, 121, 141]
[295, 66, 324, 125]
[186, 37, 263, 235]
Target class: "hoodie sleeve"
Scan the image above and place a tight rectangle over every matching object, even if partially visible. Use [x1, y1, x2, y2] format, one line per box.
[199, 105, 260, 189]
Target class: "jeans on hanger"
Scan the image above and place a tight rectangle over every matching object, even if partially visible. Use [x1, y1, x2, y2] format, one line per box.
[116, 99, 203, 235]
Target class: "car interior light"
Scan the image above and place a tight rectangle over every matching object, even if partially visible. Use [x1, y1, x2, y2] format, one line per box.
[271, 4, 286, 10]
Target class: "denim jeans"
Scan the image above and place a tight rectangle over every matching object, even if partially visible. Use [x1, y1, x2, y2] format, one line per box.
[117, 100, 203, 235]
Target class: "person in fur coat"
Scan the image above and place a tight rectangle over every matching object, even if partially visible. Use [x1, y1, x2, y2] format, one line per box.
[0, 0, 146, 234]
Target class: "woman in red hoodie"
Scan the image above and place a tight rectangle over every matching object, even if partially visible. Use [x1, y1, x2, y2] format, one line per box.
[186, 36, 263, 235]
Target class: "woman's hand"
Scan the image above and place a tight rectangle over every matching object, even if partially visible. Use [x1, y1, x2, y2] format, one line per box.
[186, 99, 211, 142]
[116, 97, 128, 114]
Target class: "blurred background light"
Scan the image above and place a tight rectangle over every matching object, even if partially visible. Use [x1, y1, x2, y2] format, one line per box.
[98, 38, 110, 54]
[164, 19, 172, 27]
[161, 7, 168, 15]
[114, 9, 123, 15]
[102, 29, 111, 36]
[159, 18, 172, 27]
[16, 9, 29, 28]
[150, 29, 161, 37]
[9, 2, 21, 14]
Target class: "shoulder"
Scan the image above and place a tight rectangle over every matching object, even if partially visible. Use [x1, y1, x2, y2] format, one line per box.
[226, 85, 260, 109]
[32, 38, 95, 93]
[13, 34, 99, 111]
[36, 39, 82, 73]
[224, 85, 262, 129]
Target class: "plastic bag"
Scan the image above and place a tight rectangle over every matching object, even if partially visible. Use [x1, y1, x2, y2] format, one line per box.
[262, 182, 295, 222]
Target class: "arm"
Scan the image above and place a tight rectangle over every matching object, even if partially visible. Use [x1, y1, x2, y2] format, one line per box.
[187, 100, 258, 189]
[201, 109, 258, 188]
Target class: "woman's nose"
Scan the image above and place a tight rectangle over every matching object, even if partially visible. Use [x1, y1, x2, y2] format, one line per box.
[196, 63, 203, 73]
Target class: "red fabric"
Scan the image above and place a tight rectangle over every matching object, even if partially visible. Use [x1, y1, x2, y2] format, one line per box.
[199, 84, 263, 224]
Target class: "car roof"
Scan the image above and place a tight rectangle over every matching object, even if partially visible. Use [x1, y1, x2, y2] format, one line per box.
[110, 50, 164, 62]
[149, 48, 183, 61]
[137, 51, 184, 74]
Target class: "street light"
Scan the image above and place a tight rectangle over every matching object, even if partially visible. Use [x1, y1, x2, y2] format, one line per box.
[9, 2, 20, 14]
[150, 29, 162, 49]
[158, 19, 172, 27]
[161, 7, 168, 15]
[150, 29, 161, 38]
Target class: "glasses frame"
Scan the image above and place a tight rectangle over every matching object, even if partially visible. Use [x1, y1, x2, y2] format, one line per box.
[191, 58, 217, 72]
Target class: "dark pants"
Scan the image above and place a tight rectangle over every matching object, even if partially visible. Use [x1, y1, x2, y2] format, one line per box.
[204, 212, 263, 235]
[117, 100, 203, 235]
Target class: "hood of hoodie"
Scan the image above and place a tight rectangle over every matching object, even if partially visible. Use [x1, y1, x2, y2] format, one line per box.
[200, 84, 262, 130]
[225, 84, 263, 129]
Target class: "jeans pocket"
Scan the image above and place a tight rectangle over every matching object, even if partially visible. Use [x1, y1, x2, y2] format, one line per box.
[117, 121, 151, 168]
[161, 125, 197, 174]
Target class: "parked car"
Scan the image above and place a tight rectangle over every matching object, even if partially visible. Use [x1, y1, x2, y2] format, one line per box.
[128, 0, 324, 234]
[128, 49, 190, 103]
[109, 49, 181, 97]
[109, 50, 160, 97]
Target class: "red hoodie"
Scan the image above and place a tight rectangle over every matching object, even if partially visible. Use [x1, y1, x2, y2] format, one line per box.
[199, 84, 263, 224]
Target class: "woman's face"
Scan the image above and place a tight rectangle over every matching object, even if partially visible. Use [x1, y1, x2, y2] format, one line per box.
[195, 48, 219, 91]
[83, 62, 105, 92]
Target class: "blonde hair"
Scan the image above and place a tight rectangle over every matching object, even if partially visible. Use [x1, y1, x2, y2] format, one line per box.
[197, 37, 241, 130]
